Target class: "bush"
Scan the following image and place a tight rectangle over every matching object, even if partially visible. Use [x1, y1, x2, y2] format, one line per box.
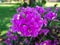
[3, 6, 60, 45]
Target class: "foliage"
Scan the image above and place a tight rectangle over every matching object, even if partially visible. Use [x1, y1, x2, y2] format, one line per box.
[29, 0, 46, 7]
[19, 0, 46, 7]
[36, 0, 46, 6]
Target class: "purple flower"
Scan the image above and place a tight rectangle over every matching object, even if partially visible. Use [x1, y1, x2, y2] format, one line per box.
[45, 7, 51, 12]
[6, 31, 17, 40]
[43, 19, 47, 26]
[4, 38, 12, 45]
[44, 11, 57, 20]
[54, 7, 59, 13]
[35, 40, 58, 45]
[6, 31, 12, 37]
[9, 35, 17, 40]
[35, 42, 39, 45]
[10, 7, 44, 37]
[39, 29, 49, 35]
[40, 40, 58, 45]
[16, 7, 20, 13]
[53, 40, 58, 45]
[40, 40, 51, 45]
[35, 5, 45, 14]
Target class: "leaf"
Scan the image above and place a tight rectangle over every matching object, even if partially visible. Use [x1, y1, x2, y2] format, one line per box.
[55, 21, 60, 28]
[49, 21, 56, 27]
[49, 20, 60, 28]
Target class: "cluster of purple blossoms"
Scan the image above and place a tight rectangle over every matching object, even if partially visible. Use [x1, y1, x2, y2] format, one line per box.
[10, 6, 57, 37]
[10, 6, 49, 37]
[4, 5, 58, 45]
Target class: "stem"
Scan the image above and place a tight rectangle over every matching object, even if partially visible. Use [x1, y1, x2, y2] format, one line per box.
[40, 35, 45, 43]
[29, 37, 32, 45]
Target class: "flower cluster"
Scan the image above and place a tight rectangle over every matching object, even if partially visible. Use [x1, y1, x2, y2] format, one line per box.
[4, 6, 59, 45]
[14, 6, 57, 37]
[10, 6, 49, 37]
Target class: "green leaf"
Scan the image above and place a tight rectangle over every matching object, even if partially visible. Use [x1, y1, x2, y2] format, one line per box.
[55, 21, 60, 28]
[49, 21, 56, 27]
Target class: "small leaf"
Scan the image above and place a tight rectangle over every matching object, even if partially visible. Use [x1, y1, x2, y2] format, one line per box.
[55, 21, 60, 28]
[49, 21, 56, 27]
